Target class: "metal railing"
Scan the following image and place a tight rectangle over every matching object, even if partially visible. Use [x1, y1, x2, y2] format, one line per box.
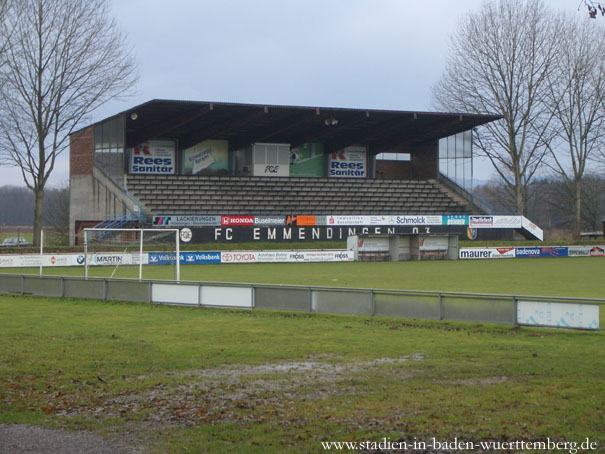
[0, 273, 602, 330]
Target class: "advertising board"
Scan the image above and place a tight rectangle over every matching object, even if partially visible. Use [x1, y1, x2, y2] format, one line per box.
[218, 250, 353, 264]
[221, 216, 255, 226]
[521, 216, 544, 241]
[568, 246, 592, 257]
[459, 248, 516, 259]
[291, 215, 317, 226]
[151, 213, 535, 231]
[469, 216, 494, 228]
[0, 254, 83, 268]
[492, 216, 522, 228]
[517, 300, 599, 330]
[89, 253, 146, 266]
[129, 140, 176, 175]
[254, 216, 286, 226]
[329, 146, 367, 178]
[148, 252, 221, 265]
[419, 236, 449, 251]
[153, 215, 221, 227]
[290, 143, 324, 177]
[590, 246, 605, 256]
[539, 247, 568, 257]
[182, 140, 228, 176]
[515, 247, 542, 258]
[252, 143, 290, 177]
[443, 215, 469, 226]
[353, 237, 390, 252]
[325, 215, 442, 226]
[221, 252, 259, 263]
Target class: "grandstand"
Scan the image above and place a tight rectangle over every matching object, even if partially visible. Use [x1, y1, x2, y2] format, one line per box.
[69, 100, 501, 244]
[126, 175, 474, 215]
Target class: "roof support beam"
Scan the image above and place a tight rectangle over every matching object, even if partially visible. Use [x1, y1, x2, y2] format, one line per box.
[126, 106, 212, 147]
[289, 112, 376, 149]
[180, 108, 269, 150]
[228, 111, 316, 151]
[324, 115, 415, 152]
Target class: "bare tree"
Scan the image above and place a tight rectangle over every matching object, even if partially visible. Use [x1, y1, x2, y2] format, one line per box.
[43, 183, 70, 244]
[543, 16, 605, 239]
[432, 0, 560, 215]
[0, 0, 138, 246]
[580, 0, 605, 19]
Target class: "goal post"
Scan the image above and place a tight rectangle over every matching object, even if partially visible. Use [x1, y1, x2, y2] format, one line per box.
[83, 228, 180, 282]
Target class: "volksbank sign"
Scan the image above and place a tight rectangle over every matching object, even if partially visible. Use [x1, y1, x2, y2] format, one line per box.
[148, 252, 221, 264]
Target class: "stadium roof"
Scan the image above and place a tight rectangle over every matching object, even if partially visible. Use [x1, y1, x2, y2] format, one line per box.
[90, 99, 501, 152]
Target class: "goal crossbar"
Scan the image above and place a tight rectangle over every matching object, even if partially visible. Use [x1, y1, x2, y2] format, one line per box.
[83, 228, 180, 282]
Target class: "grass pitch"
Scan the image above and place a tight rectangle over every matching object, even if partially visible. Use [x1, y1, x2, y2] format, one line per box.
[0, 295, 603, 453]
[7, 256, 605, 298]
[1, 258, 604, 452]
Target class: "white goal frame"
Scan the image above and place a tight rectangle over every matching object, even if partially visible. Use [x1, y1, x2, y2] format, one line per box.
[83, 228, 180, 282]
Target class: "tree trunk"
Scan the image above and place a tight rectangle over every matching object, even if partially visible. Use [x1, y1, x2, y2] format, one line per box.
[33, 187, 44, 247]
[573, 179, 582, 240]
[514, 164, 526, 215]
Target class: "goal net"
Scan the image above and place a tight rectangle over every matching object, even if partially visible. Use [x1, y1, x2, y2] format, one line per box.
[83, 228, 180, 282]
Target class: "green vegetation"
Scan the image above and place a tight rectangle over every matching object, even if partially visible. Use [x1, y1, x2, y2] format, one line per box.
[0, 295, 603, 453]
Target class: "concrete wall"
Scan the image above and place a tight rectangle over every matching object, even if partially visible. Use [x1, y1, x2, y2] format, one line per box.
[69, 168, 138, 245]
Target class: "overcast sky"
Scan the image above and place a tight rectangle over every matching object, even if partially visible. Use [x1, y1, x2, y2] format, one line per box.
[0, 0, 582, 188]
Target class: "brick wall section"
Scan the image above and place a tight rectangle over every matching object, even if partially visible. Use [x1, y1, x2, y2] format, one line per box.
[410, 140, 438, 179]
[70, 126, 94, 176]
[373, 140, 438, 179]
[375, 161, 413, 179]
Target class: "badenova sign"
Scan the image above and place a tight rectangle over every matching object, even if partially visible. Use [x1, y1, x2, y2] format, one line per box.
[129, 140, 176, 175]
[329, 146, 367, 178]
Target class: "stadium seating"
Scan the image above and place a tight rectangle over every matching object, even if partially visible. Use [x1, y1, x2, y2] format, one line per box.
[126, 175, 475, 215]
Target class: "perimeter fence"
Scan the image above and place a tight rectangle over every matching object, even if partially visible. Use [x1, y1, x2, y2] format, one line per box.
[0, 273, 602, 330]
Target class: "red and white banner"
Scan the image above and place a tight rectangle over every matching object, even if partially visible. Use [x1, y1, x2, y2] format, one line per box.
[221, 216, 255, 226]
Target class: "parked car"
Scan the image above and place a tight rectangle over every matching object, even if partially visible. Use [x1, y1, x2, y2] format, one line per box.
[0, 237, 32, 247]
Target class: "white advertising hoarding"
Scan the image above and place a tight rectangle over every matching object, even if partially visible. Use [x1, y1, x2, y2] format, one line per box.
[0, 250, 354, 268]
[220, 250, 353, 264]
[0, 253, 149, 268]
[201, 286, 253, 308]
[419, 236, 449, 251]
[152, 283, 199, 305]
[459, 248, 516, 259]
[130, 140, 176, 175]
[329, 146, 367, 178]
[348, 237, 390, 252]
[326, 215, 442, 226]
[521, 216, 544, 241]
[517, 301, 599, 330]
